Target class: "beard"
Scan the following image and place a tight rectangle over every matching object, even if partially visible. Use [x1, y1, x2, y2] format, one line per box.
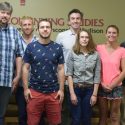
[39, 33, 51, 39]
[0, 18, 9, 27]
[24, 29, 34, 36]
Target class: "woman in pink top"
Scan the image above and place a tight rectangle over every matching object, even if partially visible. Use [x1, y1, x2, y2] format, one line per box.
[97, 25, 125, 125]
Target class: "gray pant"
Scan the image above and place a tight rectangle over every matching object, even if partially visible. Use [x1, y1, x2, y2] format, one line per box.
[0, 87, 11, 125]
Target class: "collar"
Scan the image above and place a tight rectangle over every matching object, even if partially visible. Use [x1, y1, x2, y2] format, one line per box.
[69, 27, 81, 35]
[20, 34, 37, 43]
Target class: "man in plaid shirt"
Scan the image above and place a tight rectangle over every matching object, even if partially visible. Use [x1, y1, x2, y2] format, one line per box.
[0, 2, 23, 124]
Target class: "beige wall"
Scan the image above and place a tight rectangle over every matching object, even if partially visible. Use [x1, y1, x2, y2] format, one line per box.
[1, 0, 125, 43]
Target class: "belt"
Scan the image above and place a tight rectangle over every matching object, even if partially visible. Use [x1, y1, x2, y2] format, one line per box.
[74, 83, 93, 89]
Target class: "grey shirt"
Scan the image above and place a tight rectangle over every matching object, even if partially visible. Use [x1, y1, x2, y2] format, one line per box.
[66, 51, 101, 84]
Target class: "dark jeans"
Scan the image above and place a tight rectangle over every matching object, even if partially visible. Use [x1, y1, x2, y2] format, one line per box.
[15, 87, 46, 125]
[68, 87, 93, 125]
[15, 87, 27, 125]
[0, 87, 11, 125]
[61, 85, 71, 125]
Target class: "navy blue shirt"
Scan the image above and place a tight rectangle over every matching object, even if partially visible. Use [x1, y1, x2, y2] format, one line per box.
[23, 40, 64, 93]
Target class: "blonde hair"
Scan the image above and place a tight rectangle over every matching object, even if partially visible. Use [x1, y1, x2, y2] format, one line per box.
[20, 16, 33, 25]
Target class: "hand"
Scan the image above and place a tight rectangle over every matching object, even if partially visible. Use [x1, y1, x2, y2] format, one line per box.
[70, 93, 78, 105]
[12, 76, 20, 93]
[55, 90, 64, 103]
[24, 89, 32, 103]
[90, 95, 97, 106]
[102, 84, 112, 92]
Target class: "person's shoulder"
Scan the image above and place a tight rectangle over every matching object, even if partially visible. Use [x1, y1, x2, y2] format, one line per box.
[96, 44, 105, 51]
[119, 46, 125, 52]
[93, 51, 99, 55]
[8, 24, 18, 31]
[57, 29, 70, 37]
[97, 44, 104, 48]
[52, 41, 62, 47]
[28, 40, 38, 47]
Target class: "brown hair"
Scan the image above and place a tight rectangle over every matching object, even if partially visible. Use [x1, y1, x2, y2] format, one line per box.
[0, 2, 13, 14]
[68, 9, 83, 21]
[73, 29, 96, 54]
[106, 25, 119, 34]
[37, 19, 52, 29]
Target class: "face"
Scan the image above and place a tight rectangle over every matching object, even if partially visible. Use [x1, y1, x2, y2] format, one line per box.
[0, 10, 11, 24]
[106, 27, 118, 42]
[79, 31, 89, 47]
[21, 19, 34, 36]
[68, 13, 82, 30]
[38, 21, 52, 39]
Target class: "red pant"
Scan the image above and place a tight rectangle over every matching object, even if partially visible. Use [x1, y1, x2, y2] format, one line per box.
[27, 89, 61, 125]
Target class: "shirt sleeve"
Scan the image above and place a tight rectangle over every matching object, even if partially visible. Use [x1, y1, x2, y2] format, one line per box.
[65, 51, 74, 76]
[23, 44, 32, 64]
[55, 33, 61, 44]
[55, 33, 65, 52]
[93, 52, 101, 84]
[57, 45, 64, 64]
[15, 29, 24, 57]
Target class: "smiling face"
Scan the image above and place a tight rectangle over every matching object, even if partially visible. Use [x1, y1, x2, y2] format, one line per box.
[68, 13, 82, 30]
[21, 18, 34, 36]
[79, 31, 89, 47]
[0, 10, 11, 25]
[106, 26, 119, 43]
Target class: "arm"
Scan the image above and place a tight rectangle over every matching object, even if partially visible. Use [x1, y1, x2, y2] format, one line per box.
[12, 57, 23, 92]
[109, 58, 125, 89]
[67, 75, 78, 105]
[12, 30, 23, 92]
[22, 63, 32, 103]
[90, 53, 101, 106]
[90, 83, 99, 106]
[55, 64, 65, 103]
[66, 51, 78, 105]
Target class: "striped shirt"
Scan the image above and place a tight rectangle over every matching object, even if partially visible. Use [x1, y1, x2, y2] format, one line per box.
[0, 24, 23, 87]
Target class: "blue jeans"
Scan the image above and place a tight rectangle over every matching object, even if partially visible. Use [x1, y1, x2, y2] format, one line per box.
[0, 87, 11, 125]
[15, 87, 46, 125]
[68, 87, 93, 125]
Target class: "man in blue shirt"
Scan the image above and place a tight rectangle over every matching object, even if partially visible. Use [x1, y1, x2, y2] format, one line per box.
[22, 19, 65, 125]
[0, 2, 23, 125]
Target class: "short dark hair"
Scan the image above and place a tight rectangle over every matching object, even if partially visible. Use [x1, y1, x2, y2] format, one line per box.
[68, 9, 83, 20]
[0, 2, 13, 14]
[37, 19, 52, 29]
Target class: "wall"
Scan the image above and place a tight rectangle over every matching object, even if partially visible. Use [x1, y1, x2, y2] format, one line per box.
[1, 0, 125, 43]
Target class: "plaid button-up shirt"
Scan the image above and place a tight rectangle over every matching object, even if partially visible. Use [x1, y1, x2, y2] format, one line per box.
[0, 24, 23, 87]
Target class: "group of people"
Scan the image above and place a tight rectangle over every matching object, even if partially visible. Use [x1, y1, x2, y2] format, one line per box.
[0, 1, 125, 125]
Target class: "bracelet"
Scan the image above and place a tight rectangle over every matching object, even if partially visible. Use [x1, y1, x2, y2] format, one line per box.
[92, 94, 97, 97]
